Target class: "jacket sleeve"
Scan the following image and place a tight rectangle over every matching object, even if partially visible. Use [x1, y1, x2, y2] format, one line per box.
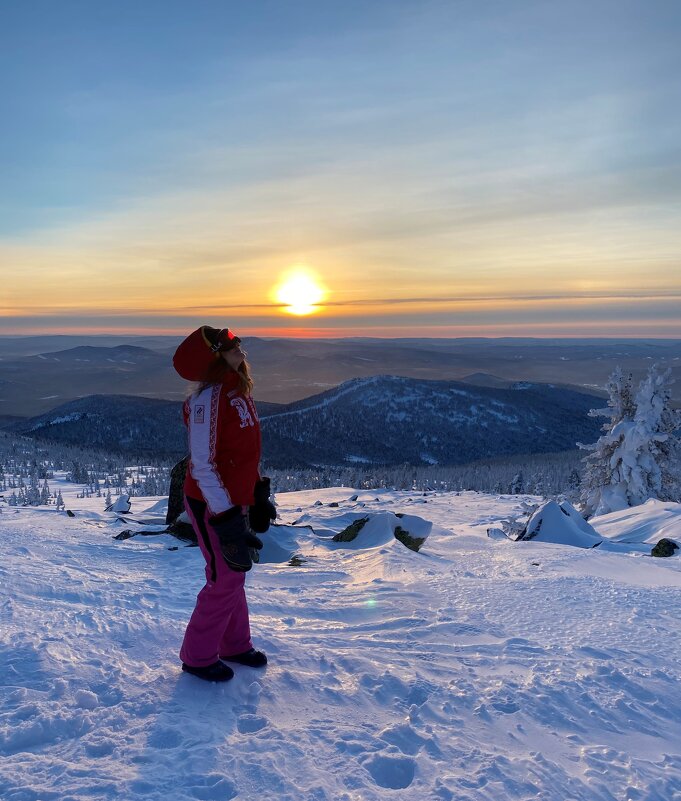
[186, 385, 235, 516]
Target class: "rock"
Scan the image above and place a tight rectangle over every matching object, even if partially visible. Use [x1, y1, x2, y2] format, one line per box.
[66, 509, 75, 517]
[110, 494, 131, 514]
[167, 519, 197, 543]
[394, 525, 425, 552]
[163, 457, 197, 543]
[333, 517, 369, 542]
[651, 538, 679, 558]
[516, 500, 601, 548]
[166, 456, 189, 525]
[328, 501, 340, 508]
[113, 530, 135, 541]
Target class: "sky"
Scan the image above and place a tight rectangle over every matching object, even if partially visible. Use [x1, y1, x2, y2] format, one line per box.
[1, 0, 680, 338]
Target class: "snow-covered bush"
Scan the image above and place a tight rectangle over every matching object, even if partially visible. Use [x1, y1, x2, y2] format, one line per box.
[580, 366, 681, 517]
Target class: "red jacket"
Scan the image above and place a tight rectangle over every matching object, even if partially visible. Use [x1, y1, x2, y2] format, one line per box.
[183, 372, 261, 515]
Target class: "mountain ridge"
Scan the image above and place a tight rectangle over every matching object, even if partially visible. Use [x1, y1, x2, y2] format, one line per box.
[4, 376, 603, 466]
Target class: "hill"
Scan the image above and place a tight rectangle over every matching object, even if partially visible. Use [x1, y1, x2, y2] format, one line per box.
[260, 376, 603, 467]
[5, 378, 603, 466]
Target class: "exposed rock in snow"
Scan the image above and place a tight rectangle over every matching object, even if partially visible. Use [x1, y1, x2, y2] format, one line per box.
[487, 527, 511, 541]
[166, 455, 188, 524]
[516, 500, 602, 548]
[109, 494, 131, 514]
[330, 511, 432, 551]
[651, 538, 679, 557]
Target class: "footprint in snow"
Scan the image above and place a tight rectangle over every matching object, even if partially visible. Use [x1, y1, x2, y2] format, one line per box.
[147, 727, 183, 749]
[361, 752, 416, 790]
[237, 714, 269, 734]
[491, 700, 520, 714]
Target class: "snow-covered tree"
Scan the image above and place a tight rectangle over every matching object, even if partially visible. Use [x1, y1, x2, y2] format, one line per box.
[568, 469, 581, 491]
[580, 366, 680, 516]
[620, 366, 681, 505]
[579, 368, 636, 516]
[40, 480, 51, 505]
[508, 471, 524, 494]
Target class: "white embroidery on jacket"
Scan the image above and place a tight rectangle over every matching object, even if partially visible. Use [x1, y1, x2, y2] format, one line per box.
[230, 396, 255, 428]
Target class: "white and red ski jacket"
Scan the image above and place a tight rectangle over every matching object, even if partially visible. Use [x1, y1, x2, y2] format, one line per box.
[182, 372, 261, 515]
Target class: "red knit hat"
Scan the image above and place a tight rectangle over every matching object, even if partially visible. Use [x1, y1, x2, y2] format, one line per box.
[172, 326, 241, 381]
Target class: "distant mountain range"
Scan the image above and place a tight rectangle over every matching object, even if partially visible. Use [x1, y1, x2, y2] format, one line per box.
[1, 336, 679, 417]
[6, 376, 603, 467]
[0, 344, 185, 417]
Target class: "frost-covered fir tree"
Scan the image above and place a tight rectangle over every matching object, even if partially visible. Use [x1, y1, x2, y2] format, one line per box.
[580, 365, 680, 516]
[26, 470, 41, 505]
[40, 480, 51, 505]
[619, 366, 681, 505]
[579, 368, 636, 516]
[568, 469, 581, 491]
[508, 471, 524, 494]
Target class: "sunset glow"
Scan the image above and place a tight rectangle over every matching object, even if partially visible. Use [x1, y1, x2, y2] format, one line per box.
[274, 270, 326, 316]
[1, 3, 680, 338]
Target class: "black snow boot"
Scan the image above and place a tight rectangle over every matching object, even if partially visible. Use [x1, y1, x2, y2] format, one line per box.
[182, 661, 235, 682]
[220, 648, 268, 668]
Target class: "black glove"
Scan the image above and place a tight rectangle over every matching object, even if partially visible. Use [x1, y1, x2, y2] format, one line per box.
[249, 477, 277, 534]
[209, 507, 263, 572]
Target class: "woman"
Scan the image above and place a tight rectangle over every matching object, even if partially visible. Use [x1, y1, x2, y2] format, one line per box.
[172, 325, 276, 682]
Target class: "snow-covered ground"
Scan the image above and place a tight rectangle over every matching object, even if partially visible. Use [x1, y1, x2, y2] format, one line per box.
[1, 478, 681, 801]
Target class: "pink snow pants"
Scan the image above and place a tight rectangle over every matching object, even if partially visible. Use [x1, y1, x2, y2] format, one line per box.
[179, 496, 253, 667]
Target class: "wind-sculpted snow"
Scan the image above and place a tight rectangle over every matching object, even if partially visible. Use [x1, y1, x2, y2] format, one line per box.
[1, 483, 680, 800]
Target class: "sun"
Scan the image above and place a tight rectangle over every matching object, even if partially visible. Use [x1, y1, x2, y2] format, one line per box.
[274, 269, 326, 316]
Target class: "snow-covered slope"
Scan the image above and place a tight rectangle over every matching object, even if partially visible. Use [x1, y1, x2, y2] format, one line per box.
[1, 483, 680, 801]
[592, 499, 681, 543]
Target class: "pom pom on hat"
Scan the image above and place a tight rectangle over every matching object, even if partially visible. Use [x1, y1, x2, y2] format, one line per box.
[173, 326, 240, 381]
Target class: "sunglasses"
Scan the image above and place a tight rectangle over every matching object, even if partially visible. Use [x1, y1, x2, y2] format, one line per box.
[220, 336, 242, 352]
[208, 328, 242, 353]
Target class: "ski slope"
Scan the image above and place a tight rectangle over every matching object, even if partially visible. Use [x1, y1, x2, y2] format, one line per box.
[1, 481, 680, 801]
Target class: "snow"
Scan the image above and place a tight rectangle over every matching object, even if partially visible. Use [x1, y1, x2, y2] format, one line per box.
[110, 493, 131, 513]
[591, 499, 681, 543]
[1, 481, 681, 800]
[34, 412, 81, 428]
[141, 498, 170, 516]
[518, 500, 603, 548]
